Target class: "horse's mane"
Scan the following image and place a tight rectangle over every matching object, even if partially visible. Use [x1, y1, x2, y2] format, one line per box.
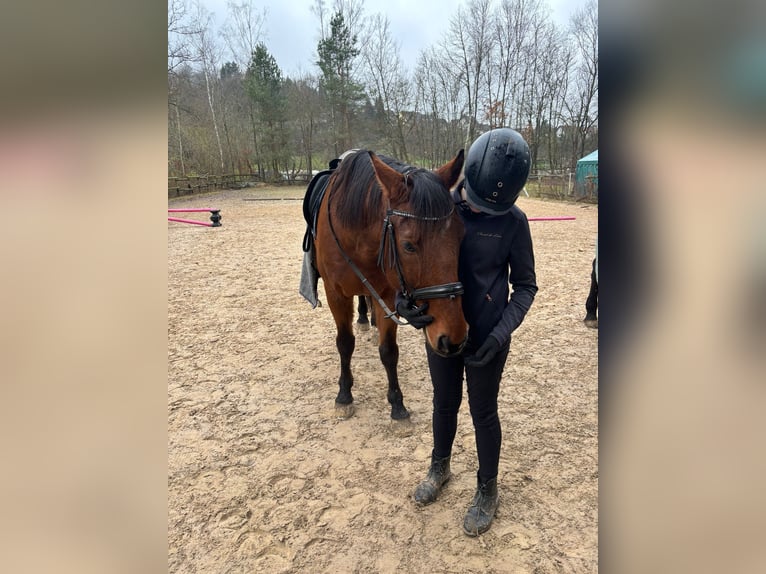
[332, 150, 454, 230]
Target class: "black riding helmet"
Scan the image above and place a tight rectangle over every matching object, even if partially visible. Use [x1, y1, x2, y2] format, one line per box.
[463, 128, 531, 215]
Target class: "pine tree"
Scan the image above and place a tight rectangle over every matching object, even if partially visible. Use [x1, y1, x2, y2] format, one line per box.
[316, 11, 364, 155]
[246, 44, 288, 179]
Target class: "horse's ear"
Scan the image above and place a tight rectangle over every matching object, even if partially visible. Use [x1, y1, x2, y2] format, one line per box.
[434, 149, 465, 190]
[369, 151, 408, 203]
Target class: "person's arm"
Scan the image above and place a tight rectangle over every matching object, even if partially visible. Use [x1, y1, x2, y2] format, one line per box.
[489, 215, 538, 346]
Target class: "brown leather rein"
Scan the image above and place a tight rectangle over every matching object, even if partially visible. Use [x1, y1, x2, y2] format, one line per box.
[326, 187, 464, 326]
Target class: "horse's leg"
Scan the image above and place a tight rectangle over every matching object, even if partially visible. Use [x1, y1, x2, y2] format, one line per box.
[326, 291, 357, 418]
[356, 296, 370, 331]
[375, 307, 409, 420]
[584, 258, 598, 328]
[368, 296, 376, 328]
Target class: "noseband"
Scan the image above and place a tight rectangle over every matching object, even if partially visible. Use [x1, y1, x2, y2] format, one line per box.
[327, 184, 464, 326]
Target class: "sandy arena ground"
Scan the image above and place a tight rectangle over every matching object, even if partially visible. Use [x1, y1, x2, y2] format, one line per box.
[168, 186, 598, 573]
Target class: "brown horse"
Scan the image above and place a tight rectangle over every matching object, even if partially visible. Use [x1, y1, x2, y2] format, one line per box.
[314, 149, 468, 420]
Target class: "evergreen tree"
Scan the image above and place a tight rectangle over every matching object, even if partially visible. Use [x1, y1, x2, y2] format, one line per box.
[220, 61, 240, 80]
[316, 11, 364, 155]
[246, 43, 288, 178]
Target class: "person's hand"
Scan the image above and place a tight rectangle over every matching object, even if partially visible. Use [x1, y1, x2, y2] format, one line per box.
[464, 337, 501, 367]
[395, 292, 433, 329]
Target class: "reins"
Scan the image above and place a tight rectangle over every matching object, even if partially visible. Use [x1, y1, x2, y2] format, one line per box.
[327, 188, 406, 325]
[326, 171, 464, 326]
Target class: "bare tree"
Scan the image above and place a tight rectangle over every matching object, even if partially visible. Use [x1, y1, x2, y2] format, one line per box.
[310, 0, 328, 42]
[189, 1, 225, 173]
[169, 0, 205, 176]
[566, 0, 598, 165]
[334, 0, 368, 47]
[311, 0, 366, 47]
[361, 13, 413, 159]
[167, 0, 597, 182]
[491, 0, 550, 136]
[491, 0, 533, 128]
[220, 1, 267, 70]
[444, 0, 493, 144]
[169, 0, 202, 74]
[543, 28, 573, 171]
[286, 72, 323, 175]
[219, 0, 269, 174]
[523, 19, 566, 171]
[413, 47, 466, 167]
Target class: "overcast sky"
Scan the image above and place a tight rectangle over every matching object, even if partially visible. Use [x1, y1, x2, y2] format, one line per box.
[198, 0, 589, 77]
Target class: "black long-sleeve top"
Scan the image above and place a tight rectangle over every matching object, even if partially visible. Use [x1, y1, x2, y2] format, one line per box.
[452, 186, 538, 346]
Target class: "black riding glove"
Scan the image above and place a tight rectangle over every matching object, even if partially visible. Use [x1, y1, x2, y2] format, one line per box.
[395, 292, 433, 329]
[464, 336, 502, 367]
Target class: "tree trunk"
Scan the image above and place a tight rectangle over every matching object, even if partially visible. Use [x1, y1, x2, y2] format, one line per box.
[202, 65, 225, 173]
[174, 101, 186, 177]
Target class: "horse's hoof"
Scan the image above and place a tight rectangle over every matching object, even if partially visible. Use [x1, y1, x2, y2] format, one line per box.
[389, 417, 415, 437]
[356, 322, 370, 332]
[334, 403, 355, 419]
[391, 406, 411, 421]
[584, 318, 598, 329]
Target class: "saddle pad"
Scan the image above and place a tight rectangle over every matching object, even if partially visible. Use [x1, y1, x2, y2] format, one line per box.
[302, 170, 333, 252]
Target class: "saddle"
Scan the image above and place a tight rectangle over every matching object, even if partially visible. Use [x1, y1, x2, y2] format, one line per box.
[300, 153, 363, 307]
[299, 163, 337, 308]
[301, 169, 334, 253]
[302, 149, 362, 253]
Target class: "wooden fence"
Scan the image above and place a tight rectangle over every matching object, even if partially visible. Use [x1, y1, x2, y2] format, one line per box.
[168, 173, 313, 198]
[169, 172, 597, 203]
[525, 173, 598, 203]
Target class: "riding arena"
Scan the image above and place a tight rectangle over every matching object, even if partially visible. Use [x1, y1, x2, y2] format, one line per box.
[168, 185, 598, 572]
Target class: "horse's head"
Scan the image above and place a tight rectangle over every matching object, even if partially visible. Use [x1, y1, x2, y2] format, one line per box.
[370, 150, 468, 357]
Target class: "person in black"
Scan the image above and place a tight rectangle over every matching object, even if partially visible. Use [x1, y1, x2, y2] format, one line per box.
[584, 236, 598, 328]
[397, 128, 538, 536]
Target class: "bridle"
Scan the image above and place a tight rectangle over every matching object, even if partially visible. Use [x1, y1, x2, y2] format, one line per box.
[326, 176, 464, 326]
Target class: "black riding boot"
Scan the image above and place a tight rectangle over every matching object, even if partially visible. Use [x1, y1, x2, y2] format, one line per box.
[463, 475, 499, 536]
[584, 258, 598, 328]
[413, 452, 451, 506]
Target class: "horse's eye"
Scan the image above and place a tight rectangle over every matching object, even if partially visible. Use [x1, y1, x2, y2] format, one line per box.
[402, 241, 417, 253]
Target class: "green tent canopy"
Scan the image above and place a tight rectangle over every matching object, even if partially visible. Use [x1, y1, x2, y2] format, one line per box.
[574, 149, 598, 199]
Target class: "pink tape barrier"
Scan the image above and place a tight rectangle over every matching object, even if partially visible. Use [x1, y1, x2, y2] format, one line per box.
[527, 216, 576, 221]
[168, 208, 219, 213]
[168, 217, 214, 227]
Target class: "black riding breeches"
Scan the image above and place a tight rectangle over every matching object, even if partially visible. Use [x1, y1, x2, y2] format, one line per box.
[586, 257, 598, 314]
[425, 340, 510, 484]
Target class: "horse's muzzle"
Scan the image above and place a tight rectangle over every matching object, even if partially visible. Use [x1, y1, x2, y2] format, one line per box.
[431, 333, 467, 358]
